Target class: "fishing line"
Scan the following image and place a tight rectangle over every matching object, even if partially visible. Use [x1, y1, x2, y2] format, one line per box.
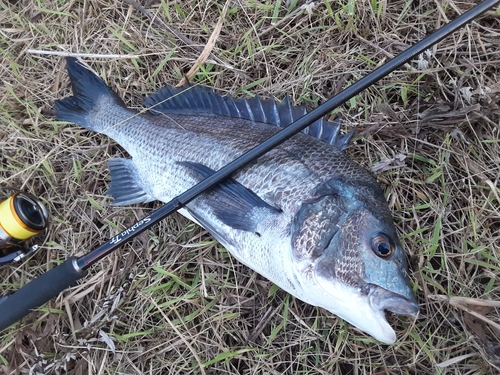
[0, 0, 498, 332]
[405, 1, 425, 241]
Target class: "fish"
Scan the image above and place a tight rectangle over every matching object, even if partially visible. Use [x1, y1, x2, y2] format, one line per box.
[55, 57, 419, 344]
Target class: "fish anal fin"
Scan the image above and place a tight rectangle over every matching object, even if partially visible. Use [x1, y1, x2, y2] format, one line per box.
[107, 158, 153, 206]
[179, 161, 281, 233]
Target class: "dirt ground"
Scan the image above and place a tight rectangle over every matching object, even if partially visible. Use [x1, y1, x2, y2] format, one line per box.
[1, 1, 499, 374]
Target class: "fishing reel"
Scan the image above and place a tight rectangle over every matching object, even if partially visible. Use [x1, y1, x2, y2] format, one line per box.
[0, 189, 49, 266]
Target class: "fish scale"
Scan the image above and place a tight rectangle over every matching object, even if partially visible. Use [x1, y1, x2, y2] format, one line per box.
[112, 112, 323, 212]
[55, 57, 418, 344]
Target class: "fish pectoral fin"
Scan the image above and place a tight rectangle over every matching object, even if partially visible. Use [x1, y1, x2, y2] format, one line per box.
[179, 161, 281, 233]
[107, 158, 153, 206]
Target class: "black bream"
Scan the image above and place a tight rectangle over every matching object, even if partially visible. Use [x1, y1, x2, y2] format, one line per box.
[55, 57, 418, 344]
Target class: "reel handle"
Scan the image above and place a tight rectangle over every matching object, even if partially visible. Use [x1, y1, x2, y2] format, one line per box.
[0, 257, 86, 330]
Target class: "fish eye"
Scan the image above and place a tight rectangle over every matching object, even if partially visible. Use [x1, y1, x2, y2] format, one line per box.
[370, 232, 395, 258]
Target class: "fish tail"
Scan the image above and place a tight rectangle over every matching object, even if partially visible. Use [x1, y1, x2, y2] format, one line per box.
[55, 57, 125, 132]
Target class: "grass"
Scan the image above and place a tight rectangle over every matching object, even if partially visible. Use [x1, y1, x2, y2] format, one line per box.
[1, 0, 500, 374]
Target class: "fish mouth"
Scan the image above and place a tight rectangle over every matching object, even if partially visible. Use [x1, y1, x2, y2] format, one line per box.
[314, 277, 419, 344]
[357, 283, 419, 344]
[356, 284, 419, 344]
[366, 283, 420, 317]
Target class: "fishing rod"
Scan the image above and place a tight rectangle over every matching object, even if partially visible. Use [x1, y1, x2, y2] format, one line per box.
[0, 0, 497, 331]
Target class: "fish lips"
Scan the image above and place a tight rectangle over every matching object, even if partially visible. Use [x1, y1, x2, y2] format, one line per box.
[365, 283, 419, 317]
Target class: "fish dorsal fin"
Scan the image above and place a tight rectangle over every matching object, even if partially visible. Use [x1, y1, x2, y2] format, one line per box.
[144, 85, 353, 151]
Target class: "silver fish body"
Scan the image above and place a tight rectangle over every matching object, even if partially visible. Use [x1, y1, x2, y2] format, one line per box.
[56, 57, 418, 344]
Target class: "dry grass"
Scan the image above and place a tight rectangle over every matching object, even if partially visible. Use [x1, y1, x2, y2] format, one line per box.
[1, 0, 500, 374]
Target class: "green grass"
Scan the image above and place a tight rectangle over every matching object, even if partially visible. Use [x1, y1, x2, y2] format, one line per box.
[1, 0, 500, 374]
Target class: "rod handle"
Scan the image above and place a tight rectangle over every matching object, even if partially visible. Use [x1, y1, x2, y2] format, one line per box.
[0, 257, 86, 331]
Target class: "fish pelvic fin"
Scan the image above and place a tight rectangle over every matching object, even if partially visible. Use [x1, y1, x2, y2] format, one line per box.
[55, 57, 125, 132]
[179, 161, 281, 233]
[144, 85, 353, 152]
[107, 158, 154, 205]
